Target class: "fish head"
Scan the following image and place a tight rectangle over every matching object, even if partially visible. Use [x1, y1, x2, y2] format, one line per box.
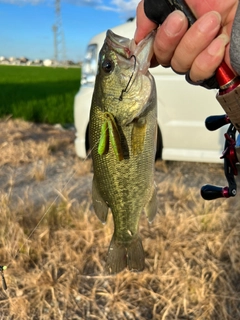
[95, 29, 156, 125]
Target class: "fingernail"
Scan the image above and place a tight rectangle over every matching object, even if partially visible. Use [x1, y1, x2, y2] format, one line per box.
[198, 11, 221, 33]
[164, 10, 186, 37]
[207, 34, 230, 56]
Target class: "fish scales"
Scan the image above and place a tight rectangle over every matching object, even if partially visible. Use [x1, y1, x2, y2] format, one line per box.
[89, 30, 158, 274]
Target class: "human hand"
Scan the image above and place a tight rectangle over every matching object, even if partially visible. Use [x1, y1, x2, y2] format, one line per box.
[135, 0, 239, 83]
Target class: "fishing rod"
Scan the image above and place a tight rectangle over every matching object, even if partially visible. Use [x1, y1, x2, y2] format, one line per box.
[158, 0, 240, 200]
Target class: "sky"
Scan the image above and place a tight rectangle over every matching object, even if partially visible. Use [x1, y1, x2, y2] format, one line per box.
[0, 0, 138, 62]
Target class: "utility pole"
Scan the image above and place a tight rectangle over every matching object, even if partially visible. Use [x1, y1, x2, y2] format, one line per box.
[52, 0, 67, 64]
[52, 24, 58, 61]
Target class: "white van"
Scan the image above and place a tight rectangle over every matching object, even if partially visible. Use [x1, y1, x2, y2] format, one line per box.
[74, 19, 227, 163]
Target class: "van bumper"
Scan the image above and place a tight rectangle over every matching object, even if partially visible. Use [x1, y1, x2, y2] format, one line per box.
[74, 85, 94, 159]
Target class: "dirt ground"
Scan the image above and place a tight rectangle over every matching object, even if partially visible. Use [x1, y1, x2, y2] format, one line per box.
[1, 118, 240, 319]
[0, 118, 92, 210]
[0, 117, 229, 212]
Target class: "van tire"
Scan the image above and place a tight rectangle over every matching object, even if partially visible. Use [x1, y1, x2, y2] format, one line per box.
[155, 126, 163, 160]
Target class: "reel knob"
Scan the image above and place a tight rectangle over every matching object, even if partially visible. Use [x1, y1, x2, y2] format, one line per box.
[205, 115, 230, 131]
[200, 185, 232, 200]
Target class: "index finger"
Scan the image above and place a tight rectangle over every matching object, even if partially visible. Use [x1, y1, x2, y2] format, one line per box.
[135, 0, 157, 44]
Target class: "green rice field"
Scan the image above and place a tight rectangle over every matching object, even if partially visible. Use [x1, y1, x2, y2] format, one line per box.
[0, 65, 81, 124]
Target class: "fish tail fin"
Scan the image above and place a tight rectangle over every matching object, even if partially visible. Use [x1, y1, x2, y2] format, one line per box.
[127, 236, 145, 272]
[106, 235, 127, 274]
[105, 235, 145, 274]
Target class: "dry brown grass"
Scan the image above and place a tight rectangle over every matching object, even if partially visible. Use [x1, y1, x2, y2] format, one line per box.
[1, 119, 240, 319]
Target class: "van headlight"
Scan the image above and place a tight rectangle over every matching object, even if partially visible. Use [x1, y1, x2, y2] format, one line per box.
[81, 44, 98, 85]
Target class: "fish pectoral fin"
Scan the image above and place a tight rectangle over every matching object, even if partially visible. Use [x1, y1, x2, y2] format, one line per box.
[131, 119, 146, 156]
[92, 177, 109, 223]
[144, 184, 158, 223]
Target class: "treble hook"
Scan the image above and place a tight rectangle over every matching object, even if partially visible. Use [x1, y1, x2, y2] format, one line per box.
[119, 55, 137, 101]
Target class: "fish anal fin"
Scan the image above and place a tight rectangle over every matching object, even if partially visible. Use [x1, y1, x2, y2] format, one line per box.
[131, 119, 146, 156]
[105, 235, 127, 274]
[92, 177, 108, 223]
[127, 236, 145, 272]
[145, 184, 158, 223]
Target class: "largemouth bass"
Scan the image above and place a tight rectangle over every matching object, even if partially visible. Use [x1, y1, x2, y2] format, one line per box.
[89, 30, 157, 274]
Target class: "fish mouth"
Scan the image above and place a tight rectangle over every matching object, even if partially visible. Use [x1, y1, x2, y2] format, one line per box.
[106, 29, 155, 75]
[104, 30, 156, 125]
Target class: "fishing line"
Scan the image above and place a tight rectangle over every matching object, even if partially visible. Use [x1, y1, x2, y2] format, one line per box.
[1, 127, 105, 291]
[119, 55, 137, 101]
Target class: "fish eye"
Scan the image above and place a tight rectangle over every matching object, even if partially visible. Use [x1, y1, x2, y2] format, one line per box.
[102, 59, 114, 73]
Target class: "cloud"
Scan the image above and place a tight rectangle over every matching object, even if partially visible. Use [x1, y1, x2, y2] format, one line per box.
[57, 0, 138, 18]
[0, 0, 45, 3]
[97, 0, 138, 14]
[0, 0, 102, 6]
[67, 0, 103, 7]
[64, 0, 137, 16]
[0, 0, 138, 16]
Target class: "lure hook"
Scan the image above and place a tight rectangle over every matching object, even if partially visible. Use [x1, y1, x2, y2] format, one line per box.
[119, 55, 137, 101]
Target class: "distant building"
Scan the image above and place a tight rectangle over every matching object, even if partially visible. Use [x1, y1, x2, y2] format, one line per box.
[20, 57, 28, 64]
[43, 59, 53, 67]
[0, 56, 78, 67]
[9, 57, 16, 62]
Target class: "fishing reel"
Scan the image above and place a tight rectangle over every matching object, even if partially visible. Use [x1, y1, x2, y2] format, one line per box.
[201, 114, 239, 200]
[155, 0, 240, 201]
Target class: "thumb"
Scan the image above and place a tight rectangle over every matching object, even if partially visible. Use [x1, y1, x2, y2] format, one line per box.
[134, 0, 157, 44]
